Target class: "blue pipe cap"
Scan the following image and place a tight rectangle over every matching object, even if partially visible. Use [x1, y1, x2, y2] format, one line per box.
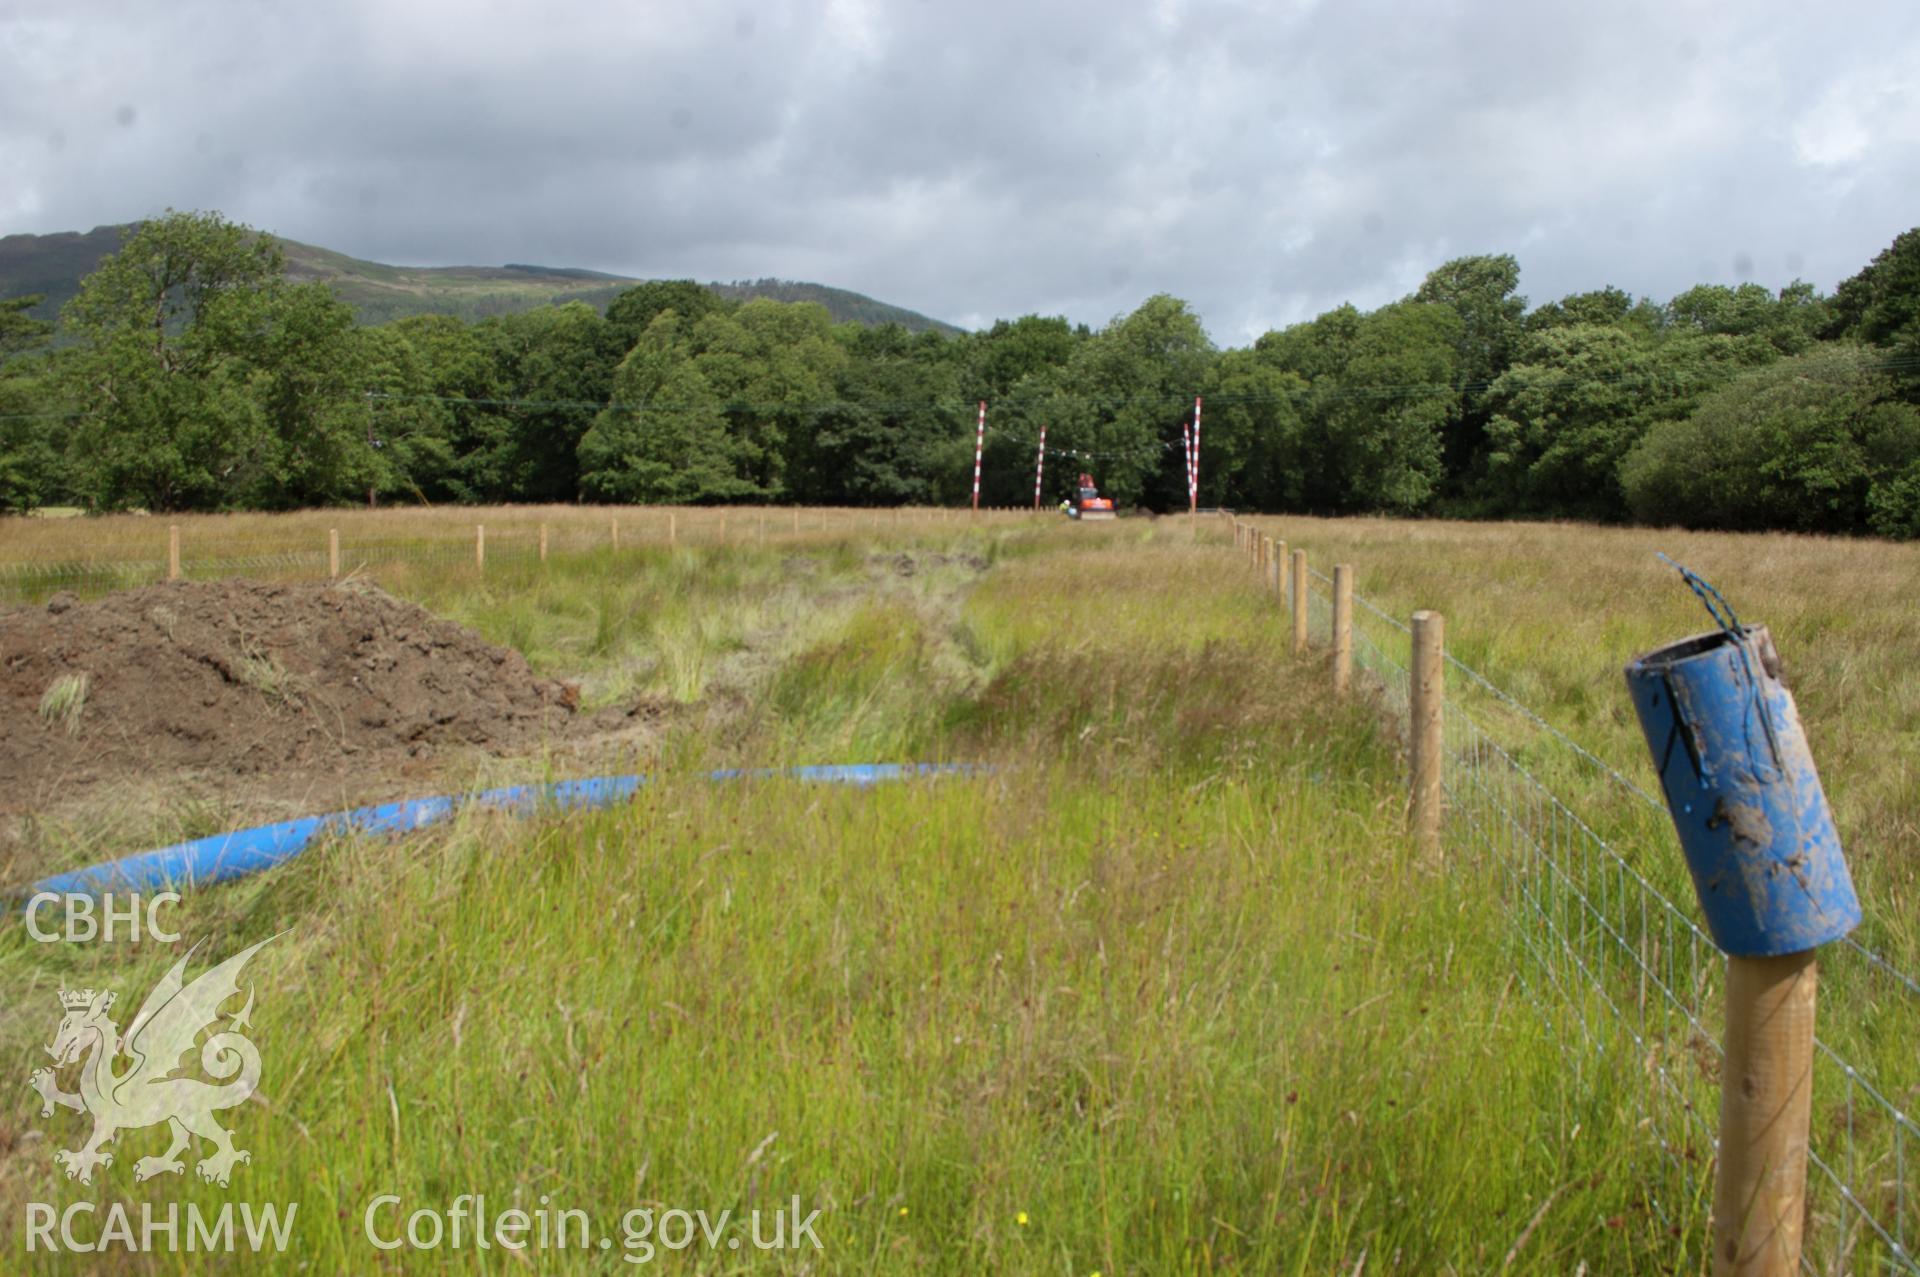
[1624, 625, 1860, 957]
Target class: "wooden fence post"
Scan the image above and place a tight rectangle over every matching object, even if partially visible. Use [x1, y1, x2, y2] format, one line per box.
[1623, 625, 1850, 1277]
[1713, 952, 1819, 1275]
[1332, 564, 1352, 695]
[668, 512, 676, 547]
[792, 509, 800, 534]
[475, 524, 485, 572]
[610, 518, 619, 551]
[1410, 610, 1444, 861]
[167, 525, 181, 582]
[1291, 550, 1308, 654]
[328, 528, 340, 580]
[539, 523, 549, 563]
[1275, 539, 1288, 602]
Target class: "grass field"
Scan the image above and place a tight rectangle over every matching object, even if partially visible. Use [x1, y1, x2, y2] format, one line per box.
[1240, 513, 1919, 971]
[1, 509, 1915, 1273]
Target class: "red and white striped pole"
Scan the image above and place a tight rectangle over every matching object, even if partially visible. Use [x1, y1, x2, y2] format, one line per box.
[971, 400, 986, 515]
[1189, 395, 1202, 513]
[1183, 419, 1193, 503]
[1033, 423, 1047, 511]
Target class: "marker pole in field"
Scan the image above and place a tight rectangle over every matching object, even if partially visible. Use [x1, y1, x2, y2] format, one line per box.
[1190, 396, 1202, 515]
[971, 400, 986, 516]
[1175, 416, 1190, 499]
[1033, 423, 1047, 511]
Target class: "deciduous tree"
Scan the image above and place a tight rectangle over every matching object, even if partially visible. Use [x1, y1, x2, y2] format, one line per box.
[59, 210, 365, 511]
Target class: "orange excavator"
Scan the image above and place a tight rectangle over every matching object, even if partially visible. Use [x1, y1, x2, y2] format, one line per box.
[1065, 473, 1117, 520]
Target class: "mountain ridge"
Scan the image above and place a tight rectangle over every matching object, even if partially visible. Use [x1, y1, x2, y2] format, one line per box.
[0, 224, 964, 335]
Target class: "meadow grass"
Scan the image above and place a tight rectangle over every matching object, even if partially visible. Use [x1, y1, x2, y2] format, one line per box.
[1239, 513, 1919, 973]
[0, 513, 1912, 1271]
[0, 505, 1023, 580]
[1238, 513, 1920, 1274]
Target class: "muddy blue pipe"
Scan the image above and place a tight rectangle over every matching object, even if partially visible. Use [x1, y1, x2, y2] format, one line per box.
[1624, 626, 1859, 957]
[18, 764, 978, 901]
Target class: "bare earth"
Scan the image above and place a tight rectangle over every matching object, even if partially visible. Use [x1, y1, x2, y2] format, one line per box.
[0, 580, 627, 836]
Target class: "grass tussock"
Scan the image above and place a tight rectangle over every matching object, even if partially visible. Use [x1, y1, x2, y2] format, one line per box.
[35, 673, 88, 735]
[1, 512, 1913, 1272]
[958, 641, 1392, 783]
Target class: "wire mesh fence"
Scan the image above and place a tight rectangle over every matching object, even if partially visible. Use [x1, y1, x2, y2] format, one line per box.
[7, 511, 1911, 1264]
[0, 507, 1032, 604]
[1277, 526, 1919, 1273]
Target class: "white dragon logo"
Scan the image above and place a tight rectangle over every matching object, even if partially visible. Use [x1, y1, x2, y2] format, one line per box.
[28, 936, 274, 1188]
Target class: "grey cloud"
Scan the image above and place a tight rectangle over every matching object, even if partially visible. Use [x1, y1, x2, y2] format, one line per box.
[3, 0, 1918, 343]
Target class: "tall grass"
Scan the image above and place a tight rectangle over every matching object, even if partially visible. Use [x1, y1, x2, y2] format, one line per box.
[1241, 513, 1920, 975]
[1240, 513, 1920, 1271]
[0, 514, 1912, 1271]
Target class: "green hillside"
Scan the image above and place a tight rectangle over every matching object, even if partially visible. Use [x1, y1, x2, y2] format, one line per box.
[0, 225, 123, 321]
[0, 224, 963, 334]
[710, 277, 966, 333]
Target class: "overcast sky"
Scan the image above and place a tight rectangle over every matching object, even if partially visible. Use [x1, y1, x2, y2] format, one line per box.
[4, 0, 1918, 343]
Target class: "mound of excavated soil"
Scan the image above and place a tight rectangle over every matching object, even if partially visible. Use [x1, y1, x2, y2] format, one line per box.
[1, 579, 581, 805]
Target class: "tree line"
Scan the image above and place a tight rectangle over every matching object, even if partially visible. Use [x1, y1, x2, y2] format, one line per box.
[3, 210, 1918, 538]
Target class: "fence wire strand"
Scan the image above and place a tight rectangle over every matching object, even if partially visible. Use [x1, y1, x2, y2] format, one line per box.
[1271, 523, 1917, 1273]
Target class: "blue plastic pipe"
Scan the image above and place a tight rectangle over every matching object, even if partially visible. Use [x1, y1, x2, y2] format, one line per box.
[20, 763, 978, 901]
